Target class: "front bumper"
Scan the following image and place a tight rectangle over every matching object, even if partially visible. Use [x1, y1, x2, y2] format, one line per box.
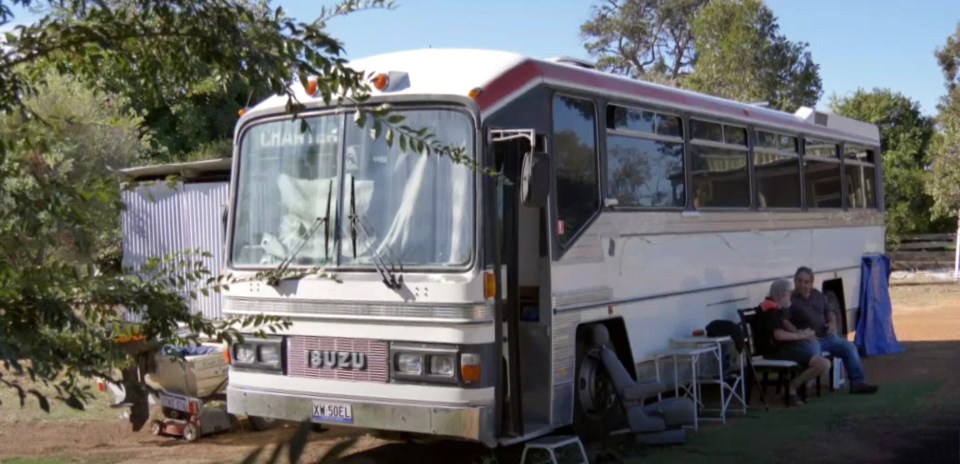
[227, 386, 496, 446]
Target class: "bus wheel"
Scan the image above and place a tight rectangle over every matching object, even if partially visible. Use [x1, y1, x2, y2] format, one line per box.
[572, 332, 618, 442]
[248, 415, 278, 432]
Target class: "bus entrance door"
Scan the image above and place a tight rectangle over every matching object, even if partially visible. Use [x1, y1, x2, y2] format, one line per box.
[490, 130, 553, 439]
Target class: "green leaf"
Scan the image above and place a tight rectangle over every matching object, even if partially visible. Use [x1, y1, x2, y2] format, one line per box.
[385, 128, 394, 147]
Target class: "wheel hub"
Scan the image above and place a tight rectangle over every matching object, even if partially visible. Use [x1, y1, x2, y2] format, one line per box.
[577, 350, 617, 419]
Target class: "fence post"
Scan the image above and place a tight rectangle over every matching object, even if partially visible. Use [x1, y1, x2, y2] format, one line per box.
[955, 212, 960, 280]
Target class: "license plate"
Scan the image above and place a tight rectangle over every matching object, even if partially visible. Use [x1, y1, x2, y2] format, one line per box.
[160, 392, 191, 413]
[312, 401, 353, 424]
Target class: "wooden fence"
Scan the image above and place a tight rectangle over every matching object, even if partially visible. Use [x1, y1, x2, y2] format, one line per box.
[886, 233, 957, 271]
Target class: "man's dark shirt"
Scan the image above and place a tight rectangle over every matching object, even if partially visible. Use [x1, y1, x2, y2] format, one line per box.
[788, 289, 834, 338]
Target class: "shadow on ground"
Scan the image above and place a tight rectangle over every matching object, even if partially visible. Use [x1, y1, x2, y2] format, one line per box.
[334, 340, 960, 464]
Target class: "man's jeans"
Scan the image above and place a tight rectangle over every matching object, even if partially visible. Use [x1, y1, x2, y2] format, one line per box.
[817, 334, 866, 384]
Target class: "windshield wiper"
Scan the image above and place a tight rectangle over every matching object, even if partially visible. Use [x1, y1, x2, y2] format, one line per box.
[268, 179, 333, 286]
[348, 176, 403, 290]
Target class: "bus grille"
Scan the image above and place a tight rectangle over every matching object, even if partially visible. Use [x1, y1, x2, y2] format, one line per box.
[286, 336, 389, 383]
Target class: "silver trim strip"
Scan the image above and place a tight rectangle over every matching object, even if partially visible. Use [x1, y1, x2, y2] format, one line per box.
[600, 210, 885, 237]
[555, 265, 861, 313]
[223, 297, 493, 323]
[552, 286, 614, 310]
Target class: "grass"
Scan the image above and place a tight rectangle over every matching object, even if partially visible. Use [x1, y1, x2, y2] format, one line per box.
[633, 381, 941, 464]
[0, 373, 119, 424]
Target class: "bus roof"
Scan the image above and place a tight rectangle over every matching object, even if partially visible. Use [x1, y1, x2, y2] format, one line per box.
[248, 48, 879, 146]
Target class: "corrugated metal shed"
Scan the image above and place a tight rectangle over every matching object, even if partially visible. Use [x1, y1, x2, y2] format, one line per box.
[119, 159, 231, 320]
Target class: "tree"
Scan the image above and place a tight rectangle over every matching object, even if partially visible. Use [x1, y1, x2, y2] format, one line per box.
[580, 0, 706, 83]
[684, 0, 821, 111]
[0, 70, 149, 269]
[0, 0, 484, 420]
[830, 89, 949, 238]
[928, 22, 960, 219]
[0, 0, 410, 417]
[580, 0, 822, 111]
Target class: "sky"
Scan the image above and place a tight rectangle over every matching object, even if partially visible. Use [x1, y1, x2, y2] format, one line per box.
[297, 0, 960, 116]
[5, 0, 960, 116]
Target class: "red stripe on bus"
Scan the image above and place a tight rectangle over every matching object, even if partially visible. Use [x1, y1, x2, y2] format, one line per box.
[475, 61, 541, 111]
[479, 61, 847, 138]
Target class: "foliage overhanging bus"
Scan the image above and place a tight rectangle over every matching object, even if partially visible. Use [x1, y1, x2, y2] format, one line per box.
[222, 48, 883, 446]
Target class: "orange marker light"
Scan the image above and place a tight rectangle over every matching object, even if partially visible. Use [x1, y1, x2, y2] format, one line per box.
[484, 271, 496, 300]
[306, 76, 319, 96]
[238, 108, 247, 117]
[372, 73, 389, 91]
[468, 87, 483, 100]
[461, 354, 481, 384]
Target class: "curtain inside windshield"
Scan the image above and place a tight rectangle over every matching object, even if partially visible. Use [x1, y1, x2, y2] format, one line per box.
[231, 109, 474, 269]
[340, 110, 474, 268]
[232, 115, 341, 267]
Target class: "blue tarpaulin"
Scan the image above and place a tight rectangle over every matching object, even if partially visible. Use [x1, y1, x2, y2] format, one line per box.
[854, 254, 904, 356]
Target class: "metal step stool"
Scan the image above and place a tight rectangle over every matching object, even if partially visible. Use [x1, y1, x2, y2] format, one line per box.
[520, 435, 588, 464]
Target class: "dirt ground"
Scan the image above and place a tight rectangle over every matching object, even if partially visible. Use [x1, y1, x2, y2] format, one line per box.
[2, 274, 959, 464]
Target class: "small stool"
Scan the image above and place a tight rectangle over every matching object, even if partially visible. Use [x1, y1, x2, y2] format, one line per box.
[520, 435, 588, 464]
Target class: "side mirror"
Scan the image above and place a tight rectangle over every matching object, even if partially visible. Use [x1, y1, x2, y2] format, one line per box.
[521, 151, 550, 207]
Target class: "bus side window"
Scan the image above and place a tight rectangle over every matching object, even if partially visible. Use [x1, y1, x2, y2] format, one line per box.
[552, 94, 600, 248]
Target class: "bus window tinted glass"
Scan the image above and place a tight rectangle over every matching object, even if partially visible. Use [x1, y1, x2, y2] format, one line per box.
[780, 135, 799, 153]
[844, 145, 875, 163]
[845, 164, 876, 208]
[553, 95, 599, 246]
[805, 139, 838, 158]
[724, 126, 748, 146]
[608, 105, 654, 133]
[754, 151, 801, 208]
[691, 119, 724, 142]
[804, 159, 842, 208]
[758, 131, 778, 149]
[656, 113, 683, 137]
[607, 135, 685, 208]
[690, 145, 749, 208]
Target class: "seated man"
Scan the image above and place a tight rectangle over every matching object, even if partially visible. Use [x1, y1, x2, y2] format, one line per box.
[757, 279, 831, 406]
[790, 266, 879, 394]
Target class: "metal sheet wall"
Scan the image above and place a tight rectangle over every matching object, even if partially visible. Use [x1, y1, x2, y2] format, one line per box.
[180, 182, 230, 319]
[121, 180, 229, 321]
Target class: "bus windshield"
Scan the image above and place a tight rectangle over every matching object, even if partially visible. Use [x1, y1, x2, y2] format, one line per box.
[230, 108, 475, 270]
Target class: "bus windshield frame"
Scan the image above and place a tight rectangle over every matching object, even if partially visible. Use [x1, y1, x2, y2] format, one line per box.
[228, 105, 478, 273]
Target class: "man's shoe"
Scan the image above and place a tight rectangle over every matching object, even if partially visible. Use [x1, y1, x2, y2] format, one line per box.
[849, 383, 879, 394]
[787, 394, 805, 407]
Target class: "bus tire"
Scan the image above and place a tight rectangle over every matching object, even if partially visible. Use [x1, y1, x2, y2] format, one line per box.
[248, 415, 278, 432]
[572, 324, 619, 443]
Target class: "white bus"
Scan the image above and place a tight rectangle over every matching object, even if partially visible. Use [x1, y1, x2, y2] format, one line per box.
[222, 48, 884, 446]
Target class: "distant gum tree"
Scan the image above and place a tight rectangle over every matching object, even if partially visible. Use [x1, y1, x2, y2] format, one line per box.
[580, 0, 823, 112]
[830, 89, 950, 239]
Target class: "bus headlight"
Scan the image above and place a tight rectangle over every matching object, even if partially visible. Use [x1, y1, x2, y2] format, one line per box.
[231, 337, 284, 372]
[235, 345, 257, 364]
[395, 353, 423, 375]
[428, 355, 455, 377]
[259, 343, 282, 367]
